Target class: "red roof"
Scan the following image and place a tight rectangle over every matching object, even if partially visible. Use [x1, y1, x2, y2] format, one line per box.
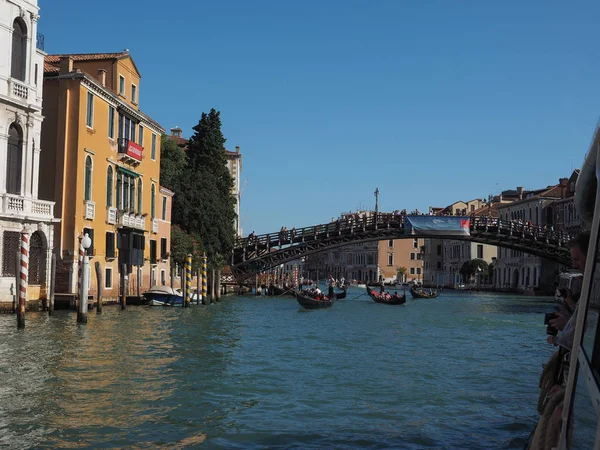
[44, 52, 131, 75]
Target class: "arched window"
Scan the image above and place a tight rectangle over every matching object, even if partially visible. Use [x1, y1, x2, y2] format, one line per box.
[11, 19, 27, 81]
[116, 172, 123, 209]
[29, 231, 46, 284]
[151, 184, 156, 219]
[129, 177, 135, 212]
[106, 166, 113, 207]
[6, 123, 23, 194]
[137, 179, 143, 213]
[84, 155, 92, 201]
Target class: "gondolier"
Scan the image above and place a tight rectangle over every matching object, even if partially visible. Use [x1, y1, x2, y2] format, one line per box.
[327, 275, 335, 298]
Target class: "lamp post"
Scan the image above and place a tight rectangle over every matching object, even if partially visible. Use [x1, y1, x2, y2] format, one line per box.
[78, 233, 92, 324]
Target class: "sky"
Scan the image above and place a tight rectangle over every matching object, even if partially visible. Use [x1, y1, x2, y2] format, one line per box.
[39, 0, 600, 234]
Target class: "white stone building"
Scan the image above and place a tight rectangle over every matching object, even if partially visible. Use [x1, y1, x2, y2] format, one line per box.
[0, 0, 56, 303]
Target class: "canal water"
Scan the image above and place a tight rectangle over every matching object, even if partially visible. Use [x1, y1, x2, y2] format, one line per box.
[0, 288, 557, 449]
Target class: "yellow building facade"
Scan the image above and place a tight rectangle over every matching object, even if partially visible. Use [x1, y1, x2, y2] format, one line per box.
[40, 52, 171, 299]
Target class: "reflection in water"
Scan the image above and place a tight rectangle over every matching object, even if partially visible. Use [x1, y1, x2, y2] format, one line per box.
[0, 290, 563, 449]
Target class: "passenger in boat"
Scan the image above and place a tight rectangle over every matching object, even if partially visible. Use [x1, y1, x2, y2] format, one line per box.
[547, 231, 589, 350]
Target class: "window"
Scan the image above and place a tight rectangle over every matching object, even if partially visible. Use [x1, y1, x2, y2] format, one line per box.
[84, 155, 92, 201]
[138, 125, 143, 147]
[34, 64, 38, 86]
[151, 184, 156, 219]
[106, 166, 113, 207]
[410, 267, 415, 275]
[83, 228, 94, 256]
[161, 238, 168, 260]
[131, 84, 137, 103]
[417, 268, 421, 275]
[11, 19, 27, 81]
[105, 267, 113, 289]
[471, 205, 475, 212]
[162, 196, 167, 220]
[6, 123, 23, 195]
[116, 172, 123, 209]
[413, 239, 418, 248]
[86, 92, 94, 128]
[161, 270, 166, 286]
[417, 253, 422, 260]
[150, 239, 157, 264]
[388, 239, 393, 247]
[410, 253, 415, 260]
[105, 232, 116, 258]
[137, 179, 143, 213]
[436, 244, 442, 256]
[129, 177, 135, 212]
[151, 134, 157, 160]
[119, 75, 125, 95]
[477, 244, 484, 259]
[108, 106, 115, 139]
[387, 253, 393, 266]
[436, 261, 442, 270]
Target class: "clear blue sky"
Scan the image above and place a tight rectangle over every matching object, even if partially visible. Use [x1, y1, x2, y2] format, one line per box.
[39, 0, 600, 234]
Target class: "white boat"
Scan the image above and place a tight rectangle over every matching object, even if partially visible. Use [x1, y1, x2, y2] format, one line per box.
[357, 283, 366, 288]
[143, 285, 184, 307]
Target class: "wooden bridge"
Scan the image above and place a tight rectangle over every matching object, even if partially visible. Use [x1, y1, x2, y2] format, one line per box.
[231, 215, 574, 276]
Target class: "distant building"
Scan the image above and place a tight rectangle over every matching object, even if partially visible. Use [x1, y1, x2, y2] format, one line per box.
[493, 180, 568, 293]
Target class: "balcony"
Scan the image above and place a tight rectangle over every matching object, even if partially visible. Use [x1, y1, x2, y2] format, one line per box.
[152, 218, 159, 234]
[84, 200, 95, 220]
[107, 206, 117, 225]
[0, 194, 54, 220]
[118, 211, 146, 231]
[117, 138, 143, 166]
[8, 78, 28, 102]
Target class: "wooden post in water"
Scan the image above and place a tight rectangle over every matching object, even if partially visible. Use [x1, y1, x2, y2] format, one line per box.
[49, 253, 56, 315]
[211, 269, 216, 303]
[14, 251, 19, 314]
[136, 266, 141, 300]
[196, 269, 201, 305]
[170, 267, 175, 288]
[184, 254, 192, 307]
[95, 261, 103, 314]
[202, 253, 207, 305]
[120, 264, 127, 309]
[216, 269, 222, 301]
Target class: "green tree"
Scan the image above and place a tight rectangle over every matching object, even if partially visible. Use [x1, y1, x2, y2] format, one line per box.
[459, 259, 489, 280]
[159, 134, 187, 193]
[181, 109, 237, 259]
[397, 267, 408, 283]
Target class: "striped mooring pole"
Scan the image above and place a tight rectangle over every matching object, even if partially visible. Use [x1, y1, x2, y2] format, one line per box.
[17, 227, 29, 329]
[202, 253, 207, 304]
[184, 254, 192, 307]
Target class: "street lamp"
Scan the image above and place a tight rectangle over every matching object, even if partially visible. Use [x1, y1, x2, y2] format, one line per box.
[78, 233, 92, 324]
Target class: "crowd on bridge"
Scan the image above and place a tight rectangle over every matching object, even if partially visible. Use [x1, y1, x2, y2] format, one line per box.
[237, 212, 573, 253]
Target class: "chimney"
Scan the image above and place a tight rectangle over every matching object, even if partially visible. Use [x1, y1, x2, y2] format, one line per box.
[559, 177, 569, 198]
[59, 56, 73, 74]
[97, 69, 107, 87]
[235, 145, 240, 154]
[516, 186, 524, 199]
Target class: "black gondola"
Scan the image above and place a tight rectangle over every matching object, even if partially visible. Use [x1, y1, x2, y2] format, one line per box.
[335, 288, 347, 300]
[366, 286, 406, 305]
[295, 291, 334, 309]
[409, 287, 439, 299]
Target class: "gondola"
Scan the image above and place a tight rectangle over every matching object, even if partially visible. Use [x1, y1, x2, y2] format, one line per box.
[409, 287, 439, 299]
[295, 291, 334, 309]
[366, 286, 406, 305]
[334, 288, 347, 300]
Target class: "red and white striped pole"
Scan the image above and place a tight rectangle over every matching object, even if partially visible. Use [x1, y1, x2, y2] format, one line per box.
[17, 227, 29, 329]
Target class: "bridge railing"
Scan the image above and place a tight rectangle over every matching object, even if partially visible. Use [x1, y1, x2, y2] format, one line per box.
[235, 215, 573, 253]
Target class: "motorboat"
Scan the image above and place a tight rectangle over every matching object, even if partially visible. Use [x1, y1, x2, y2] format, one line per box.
[143, 285, 184, 306]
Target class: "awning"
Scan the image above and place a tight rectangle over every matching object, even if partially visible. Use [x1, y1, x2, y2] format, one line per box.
[117, 166, 140, 178]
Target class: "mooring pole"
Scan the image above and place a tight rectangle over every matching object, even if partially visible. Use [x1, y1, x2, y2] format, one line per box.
[202, 253, 208, 305]
[185, 254, 192, 307]
[78, 233, 91, 324]
[95, 261, 103, 314]
[17, 227, 29, 329]
[120, 263, 127, 309]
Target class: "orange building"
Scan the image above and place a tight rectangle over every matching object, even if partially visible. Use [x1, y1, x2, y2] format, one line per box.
[40, 51, 172, 299]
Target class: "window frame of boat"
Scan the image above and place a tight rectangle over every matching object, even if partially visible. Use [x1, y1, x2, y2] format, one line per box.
[559, 142, 600, 448]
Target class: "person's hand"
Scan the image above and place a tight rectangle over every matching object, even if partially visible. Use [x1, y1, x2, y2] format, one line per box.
[547, 335, 558, 345]
[550, 311, 571, 331]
